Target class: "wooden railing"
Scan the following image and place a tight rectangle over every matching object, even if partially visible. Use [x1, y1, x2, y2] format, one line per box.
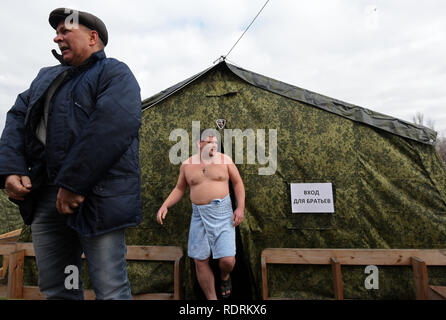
[0, 229, 22, 279]
[0, 229, 22, 242]
[261, 248, 446, 300]
[0, 241, 184, 300]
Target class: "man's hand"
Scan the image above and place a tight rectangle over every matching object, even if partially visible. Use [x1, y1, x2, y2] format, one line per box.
[5, 175, 32, 201]
[56, 187, 85, 215]
[157, 205, 168, 225]
[232, 207, 244, 227]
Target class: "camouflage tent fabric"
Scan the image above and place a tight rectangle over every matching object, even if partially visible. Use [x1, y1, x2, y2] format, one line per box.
[2, 61, 446, 299]
[138, 61, 446, 299]
[0, 191, 22, 236]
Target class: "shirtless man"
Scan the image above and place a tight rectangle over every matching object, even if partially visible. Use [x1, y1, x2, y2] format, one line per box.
[157, 130, 245, 300]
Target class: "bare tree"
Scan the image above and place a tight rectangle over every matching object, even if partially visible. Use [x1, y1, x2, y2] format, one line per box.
[412, 112, 425, 126]
[436, 131, 446, 166]
[412, 112, 435, 130]
[412, 112, 446, 165]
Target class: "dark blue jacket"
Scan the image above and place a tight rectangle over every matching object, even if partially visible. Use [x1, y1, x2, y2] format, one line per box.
[0, 50, 142, 236]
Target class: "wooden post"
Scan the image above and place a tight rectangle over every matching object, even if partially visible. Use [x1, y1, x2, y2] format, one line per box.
[330, 257, 344, 300]
[0, 255, 9, 279]
[173, 256, 184, 300]
[261, 255, 269, 300]
[411, 256, 429, 300]
[7, 250, 25, 299]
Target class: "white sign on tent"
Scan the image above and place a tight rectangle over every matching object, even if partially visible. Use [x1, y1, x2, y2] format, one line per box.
[290, 183, 335, 213]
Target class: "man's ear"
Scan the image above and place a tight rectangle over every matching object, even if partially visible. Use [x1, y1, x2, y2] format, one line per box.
[89, 30, 99, 46]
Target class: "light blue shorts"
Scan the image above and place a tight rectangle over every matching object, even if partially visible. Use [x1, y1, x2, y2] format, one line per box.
[188, 194, 236, 260]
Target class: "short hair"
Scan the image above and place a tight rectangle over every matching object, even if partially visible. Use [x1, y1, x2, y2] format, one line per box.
[98, 37, 105, 49]
[197, 128, 219, 142]
[81, 25, 105, 49]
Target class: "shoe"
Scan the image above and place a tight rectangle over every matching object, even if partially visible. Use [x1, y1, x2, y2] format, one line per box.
[221, 275, 232, 299]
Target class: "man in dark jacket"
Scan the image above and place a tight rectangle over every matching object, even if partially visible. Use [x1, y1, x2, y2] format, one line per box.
[0, 8, 142, 299]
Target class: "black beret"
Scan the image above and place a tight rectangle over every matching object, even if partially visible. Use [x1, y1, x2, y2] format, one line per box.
[49, 8, 108, 46]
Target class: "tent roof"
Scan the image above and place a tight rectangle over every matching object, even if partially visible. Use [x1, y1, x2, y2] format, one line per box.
[141, 61, 437, 145]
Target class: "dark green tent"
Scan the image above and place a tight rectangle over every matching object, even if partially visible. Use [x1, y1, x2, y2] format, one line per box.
[2, 60, 446, 299]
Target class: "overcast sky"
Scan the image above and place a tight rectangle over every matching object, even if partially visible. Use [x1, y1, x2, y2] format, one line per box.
[1, 0, 445, 137]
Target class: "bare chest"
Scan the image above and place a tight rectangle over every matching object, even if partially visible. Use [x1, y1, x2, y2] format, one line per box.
[185, 164, 229, 186]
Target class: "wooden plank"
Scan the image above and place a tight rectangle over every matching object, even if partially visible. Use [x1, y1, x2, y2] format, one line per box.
[15, 243, 35, 257]
[9, 243, 185, 261]
[0, 229, 22, 240]
[19, 286, 95, 300]
[0, 243, 18, 255]
[18, 285, 174, 300]
[126, 245, 183, 261]
[7, 250, 25, 299]
[428, 286, 446, 300]
[132, 293, 175, 300]
[0, 236, 20, 243]
[22, 286, 46, 300]
[0, 255, 9, 279]
[0, 284, 6, 297]
[330, 257, 344, 300]
[261, 256, 269, 300]
[411, 256, 429, 300]
[2, 242, 84, 259]
[261, 248, 446, 266]
[84, 289, 96, 300]
[266, 297, 299, 300]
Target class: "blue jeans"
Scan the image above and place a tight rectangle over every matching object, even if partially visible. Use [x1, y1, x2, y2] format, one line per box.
[30, 186, 132, 300]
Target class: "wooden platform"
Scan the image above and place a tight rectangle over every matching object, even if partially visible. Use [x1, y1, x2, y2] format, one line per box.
[261, 248, 446, 300]
[0, 241, 184, 300]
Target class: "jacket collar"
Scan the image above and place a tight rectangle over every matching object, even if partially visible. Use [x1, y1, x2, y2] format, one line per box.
[51, 49, 106, 67]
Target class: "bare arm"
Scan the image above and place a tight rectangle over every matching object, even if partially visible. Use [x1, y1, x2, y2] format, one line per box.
[227, 156, 245, 226]
[157, 164, 187, 225]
